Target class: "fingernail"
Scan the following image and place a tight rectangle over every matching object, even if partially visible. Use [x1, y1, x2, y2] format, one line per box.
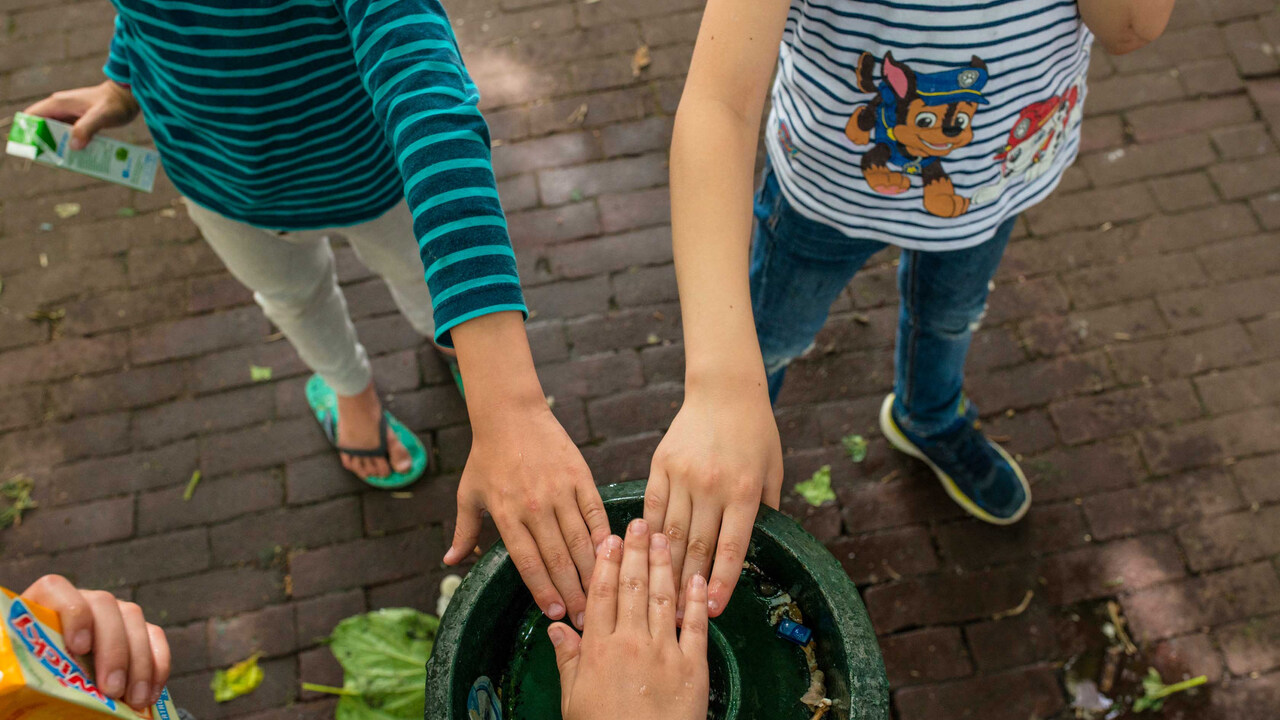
[708, 598, 720, 614]
[629, 518, 647, 535]
[105, 670, 126, 698]
[548, 626, 564, 646]
[575, 612, 585, 629]
[651, 533, 669, 550]
[72, 630, 91, 654]
[129, 682, 150, 708]
[692, 574, 707, 591]
[443, 549, 459, 564]
[595, 541, 603, 555]
[606, 535, 622, 552]
[547, 602, 565, 619]
[676, 607, 684, 622]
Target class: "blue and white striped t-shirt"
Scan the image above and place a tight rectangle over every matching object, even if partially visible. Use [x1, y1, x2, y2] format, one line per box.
[104, 0, 525, 345]
[766, 0, 1094, 250]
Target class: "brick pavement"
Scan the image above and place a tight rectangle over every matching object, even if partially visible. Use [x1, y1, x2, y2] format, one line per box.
[2, 0, 1280, 717]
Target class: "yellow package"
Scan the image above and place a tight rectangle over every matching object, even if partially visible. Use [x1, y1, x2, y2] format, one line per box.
[0, 587, 179, 720]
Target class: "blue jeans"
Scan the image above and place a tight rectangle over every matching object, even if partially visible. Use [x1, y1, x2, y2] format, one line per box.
[750, 162, 1016, 437]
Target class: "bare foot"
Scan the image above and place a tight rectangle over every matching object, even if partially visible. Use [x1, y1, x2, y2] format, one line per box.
[336, 380, 412, 479]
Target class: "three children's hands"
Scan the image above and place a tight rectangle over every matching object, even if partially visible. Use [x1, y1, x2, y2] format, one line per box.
[551, 519, 711, 720]
[24, 81, 139, 150]
[645, 387, 783, 618]
[20, 574, 171, 711]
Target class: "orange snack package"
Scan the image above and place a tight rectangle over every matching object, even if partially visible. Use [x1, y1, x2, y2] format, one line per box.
[0, 587, 179, 720]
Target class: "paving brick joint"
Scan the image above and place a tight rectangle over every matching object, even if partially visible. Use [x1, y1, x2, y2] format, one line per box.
[2, 0, 1280, 718]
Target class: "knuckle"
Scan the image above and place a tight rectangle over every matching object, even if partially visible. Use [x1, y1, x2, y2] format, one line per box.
[682, 617, 708, 635]
[663, 523, 687, 543]
[591, 579, 617, 599]
[643, 492, 667, 514]
[686, 537, 714, 560]
[564, 532, 593, 557]
[717, 538, 748, 562]
[118, 601, 143, 619]
[544, 550, 573, 575]
[621, 575, 645, 593]
[512, 553, 544, 577]
[649, 592, 674, 609]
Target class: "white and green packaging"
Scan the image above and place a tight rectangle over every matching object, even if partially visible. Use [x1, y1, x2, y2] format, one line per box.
[6, 112, 159, 192]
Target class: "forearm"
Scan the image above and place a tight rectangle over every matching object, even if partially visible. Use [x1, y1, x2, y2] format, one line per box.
[1078, 0, 1175, 55]
[670, 99, 768, 392]
[451, 311, 548, 423]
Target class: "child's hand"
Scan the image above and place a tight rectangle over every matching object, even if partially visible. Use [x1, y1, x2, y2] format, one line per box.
[445, 312, 611, 630]
[645, 383, 783, 618]
[23, 81, 139, 150]
[20, 574, 171, 711]
[550, 520, 710, 720]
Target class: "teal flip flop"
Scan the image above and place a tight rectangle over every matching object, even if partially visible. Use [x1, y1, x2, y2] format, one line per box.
[305, 374, 427, 489]
[444, 356, 465, 399]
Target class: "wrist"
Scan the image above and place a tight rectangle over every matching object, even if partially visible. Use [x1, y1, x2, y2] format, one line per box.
[451, 311, 549, 423]
[684, 359, 769, 401]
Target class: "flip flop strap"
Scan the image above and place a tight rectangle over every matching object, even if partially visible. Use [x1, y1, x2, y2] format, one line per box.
[334, 412, 391, 460]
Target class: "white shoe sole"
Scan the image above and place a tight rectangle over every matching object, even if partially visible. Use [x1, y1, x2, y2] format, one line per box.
[878, 394, 1031, 525]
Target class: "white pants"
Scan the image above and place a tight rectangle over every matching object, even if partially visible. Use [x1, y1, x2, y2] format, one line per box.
[185, 199, 434, 396]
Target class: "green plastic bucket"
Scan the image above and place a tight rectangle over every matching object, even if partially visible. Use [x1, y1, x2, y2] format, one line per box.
[426, 480, 889, 720]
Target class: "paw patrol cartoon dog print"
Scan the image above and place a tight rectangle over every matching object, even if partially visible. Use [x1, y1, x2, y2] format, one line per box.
[971, 74, 1085, 206]
[844, 52, 989, 218]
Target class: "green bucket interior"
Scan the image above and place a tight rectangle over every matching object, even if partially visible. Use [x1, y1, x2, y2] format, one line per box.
[425, 480, 889, 720]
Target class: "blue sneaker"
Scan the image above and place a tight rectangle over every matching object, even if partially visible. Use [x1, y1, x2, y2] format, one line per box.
[879, 393, 1031, 524]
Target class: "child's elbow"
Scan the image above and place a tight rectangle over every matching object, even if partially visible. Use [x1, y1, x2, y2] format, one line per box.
[1100, 6, 1174, 55]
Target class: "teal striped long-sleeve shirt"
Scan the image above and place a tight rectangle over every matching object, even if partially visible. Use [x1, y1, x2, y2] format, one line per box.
[104, 0, 525, 345]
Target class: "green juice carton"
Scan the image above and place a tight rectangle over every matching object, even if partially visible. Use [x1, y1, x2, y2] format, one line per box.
[6, 112, 159, 193]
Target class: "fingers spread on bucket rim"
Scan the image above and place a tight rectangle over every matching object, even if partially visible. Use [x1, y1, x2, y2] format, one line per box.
[530, 515, 587, 625]
[503, 521, 567, 621]
[679, 507, 720, 612]
[679, 574, 709, 658]
[547, 622, 582, 691]
[707, 505, 754, 617]
[585, 535, 623, 634]
[647, 532, 678, 638]
[444, 494, 483, 565]
[555, 504, 596, 628]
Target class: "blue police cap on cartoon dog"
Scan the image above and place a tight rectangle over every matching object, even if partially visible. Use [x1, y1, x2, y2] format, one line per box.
[915, 65, 990, 105]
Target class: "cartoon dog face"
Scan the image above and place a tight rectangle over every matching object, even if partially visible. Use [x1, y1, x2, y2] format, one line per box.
[897, 98, 980, 158]
[880, 54, 986, 159]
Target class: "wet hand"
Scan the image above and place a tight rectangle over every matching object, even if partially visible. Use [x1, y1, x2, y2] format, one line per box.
[551, 519, 710, 720]
[645, 386, 782, 618]
[21, 575, 171, 711]
[24, 81, 139, 150]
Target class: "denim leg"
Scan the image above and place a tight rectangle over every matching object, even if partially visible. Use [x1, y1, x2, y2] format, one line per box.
[750, 164, 886, 403]
[894, 215, 1019, 436]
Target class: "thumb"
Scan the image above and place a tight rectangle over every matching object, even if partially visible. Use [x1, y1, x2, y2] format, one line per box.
[547, 622, 581, 688]
[69, 102, 114, 150]
[443, 494, 483, 565]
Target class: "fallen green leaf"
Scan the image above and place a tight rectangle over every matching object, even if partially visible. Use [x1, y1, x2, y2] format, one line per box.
[183, 470, 202, 501]
[211, 653, 264, 702]
[1132, 668, 1207, 713]
[841, 434, 868, 462]
[116, 207, 138, 218]
[53, 202, 80, 219]
[249, 365, 273, 382]
[569, 189, 584, 202]
[305, 608, 438, 720]
[795, 465, 835, 506]
[0, 475, 37, 530]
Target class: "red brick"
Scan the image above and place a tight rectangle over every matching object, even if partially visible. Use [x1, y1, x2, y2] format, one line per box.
[1250, 191, 1280, 229]
[491, 132, 601, 179]
[586, 383, 682, 438]
[200, 418, 332, 476]
[3, 528, 211, 592]
[964, 608, 1092, 672]
[864, 563, 1038, 634]
[1210, 155, 1280, 200]
[1049, 380, 1203, 444]
[1083, 469, 1243, 539]
[206, 604, 296, 666]
[1151, 633, 1225, 685]
[138, 566, 285, 626]
[545, 226, 673, 279]
[164, 656, 296, 719]
[1039, 534, 1186, 606]
[597, 187, 671, 233]
[210, 497, 362, 566]
[127, 241, 225, 286]
[1148, 172, 1220, 213]
[936, 503, 1088, 571]
[1180, 57, 1247, 95]
[825, 526, 938, 585]
[496, 173, 538, 212]
[289, 527, 445, 597]
[0, 334, 129, 386]
[1197, 234, 1280, 283]
[1205, 672, 1280, 720]
[613, 263, 677, 306]
[1086, 70, 1185, 115]
[537, 154, 668, 205]
[983, 276, 1070, 324]
[1217, 614, 1280, 676]
[161, 622, 210, 675]
[1234, 453, 1280, 504]
[1211, 123, 1276, 160]
[576, 0, 703, 26]
[508, 202, 601, 247]
[968, 352, 1111, 413]
[50, 441, 200, 505]
[0, 496, 133, 556]
[894, 664, 1064, 720]
[774, 348, 894, 407]
[361, 474, 457, 533]
[131, 307, 269, 364]
[1082, 136, 1217, 187]
[298, 646, 344, 701]
[1177, 504, 1280, 572]
[1124, 563, 1280, 641]
[1127, 96, 1256, 143]
[1079, 115, 1123, 154]
[285, 453, 363, 505]
[0, 386, 42, 432]
[61, 283, 189, 336]
[524, 275, 612, 319]
[565, 303, 682, 355]
[880, 627, 972, 688]
[384, 384, 467, 431]
[1225, 18, 1279, 75]
[579, 431, 663, 484]
[1018, 301, 1168, 358]
[1063, 252, 1208, 309]
[0, 313, 46, 352]
[1127, 203, 1259, 255]
[351, 313, 424, 356]
[1196, 360, 1280, 413]
[527, 88, 649, 136]
[1140, 406, 1280, 474]
[189, 273, 254, 313]
[138, 470, 284, 535]
[133, 384, 277, 449]
[190, 341, 308, 394]
[1108, 323, 1255, 383]
[49, 363, 186, 418]
[293, 589, 365, 647]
